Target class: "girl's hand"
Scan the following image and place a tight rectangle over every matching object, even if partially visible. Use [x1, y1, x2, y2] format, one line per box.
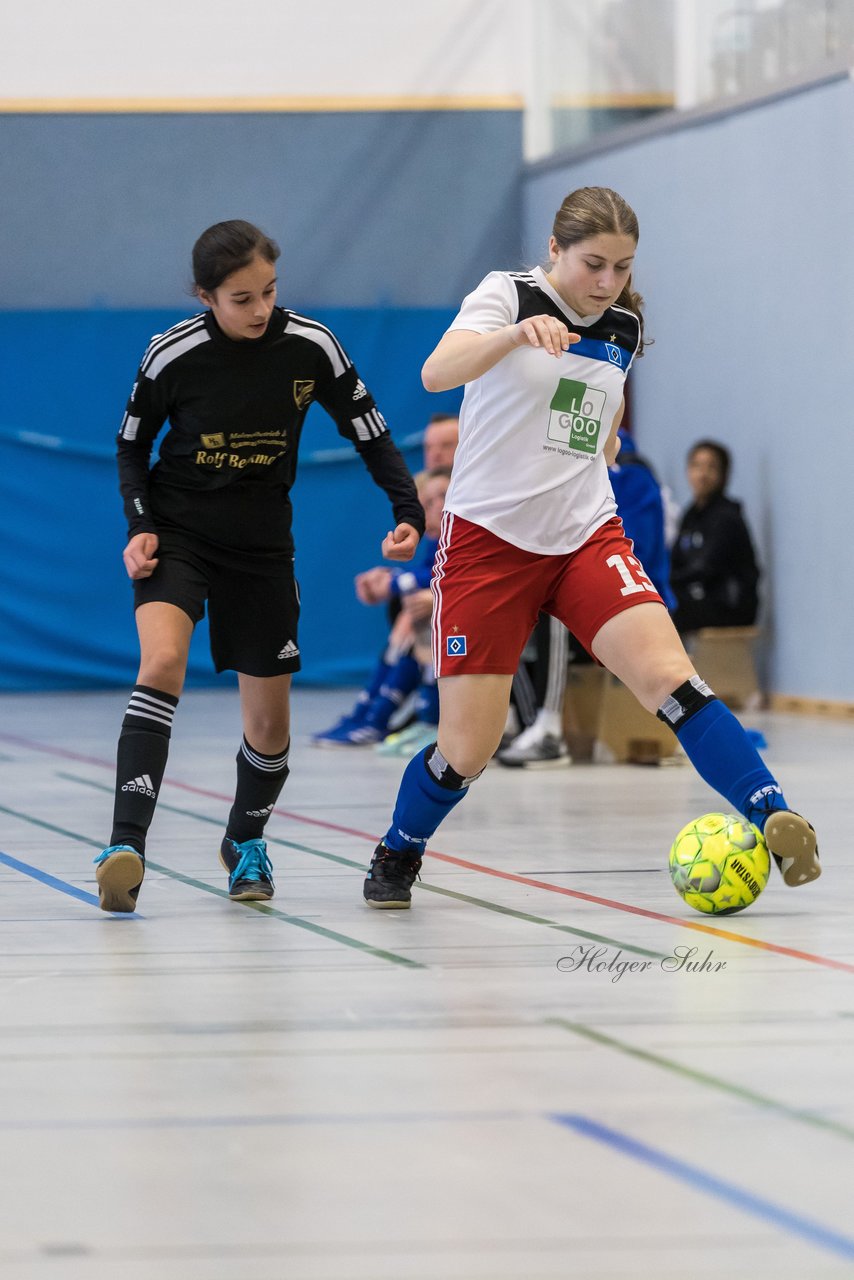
[510, 314, 581, 357]
[381, 522, 420, 562]
[354, 567, 392, 604]
[401, 589, 433, 622]
[122, 532, 160, 580]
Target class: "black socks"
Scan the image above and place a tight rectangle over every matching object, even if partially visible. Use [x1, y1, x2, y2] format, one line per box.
[110, 695, 291, 854]
[226, 737, 290, 843]
[110, 685, 178, 856]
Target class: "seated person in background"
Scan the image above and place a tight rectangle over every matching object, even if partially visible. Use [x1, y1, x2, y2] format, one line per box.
[313, 467, 451, 746]
[499, 429, 675, 767]
[367, 412, 458, 633]
[670, 439, 760, 633]
[375, 471, 450, 758]
[609, 430, 675, 612]
[313, 414, 457, 745]
[421, 412, 459, 472]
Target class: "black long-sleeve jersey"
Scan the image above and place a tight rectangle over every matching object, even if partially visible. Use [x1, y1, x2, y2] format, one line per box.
[116, 306, 425, 557]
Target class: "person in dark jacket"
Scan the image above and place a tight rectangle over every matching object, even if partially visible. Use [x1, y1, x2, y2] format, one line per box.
[670, 440, 760, 633]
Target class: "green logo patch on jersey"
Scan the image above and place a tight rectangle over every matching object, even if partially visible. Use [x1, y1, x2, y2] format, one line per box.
[547, 379, 606, 454]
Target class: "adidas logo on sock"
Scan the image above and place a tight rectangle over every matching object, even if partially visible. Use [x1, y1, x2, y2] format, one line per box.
[121, 774, 157, 799]
[277, 640, 300, 660]
[245, 804, 275, 817]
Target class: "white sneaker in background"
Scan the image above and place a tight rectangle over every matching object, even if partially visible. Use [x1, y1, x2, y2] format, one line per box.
[500, 703, 521, 748]
[496, 721, 569, 768]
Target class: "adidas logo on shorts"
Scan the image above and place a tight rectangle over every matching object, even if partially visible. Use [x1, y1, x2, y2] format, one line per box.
[121, 774, 157, 799]
[277, 640, 300, 660]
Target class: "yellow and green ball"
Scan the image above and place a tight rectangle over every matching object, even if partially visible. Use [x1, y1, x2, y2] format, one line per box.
[669, 812, 770, 915]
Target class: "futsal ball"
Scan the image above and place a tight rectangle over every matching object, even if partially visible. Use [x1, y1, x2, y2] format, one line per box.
[669, 812, 770, 915]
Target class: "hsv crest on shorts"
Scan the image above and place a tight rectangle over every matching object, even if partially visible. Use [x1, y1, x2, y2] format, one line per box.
[446, 634, 467, 657]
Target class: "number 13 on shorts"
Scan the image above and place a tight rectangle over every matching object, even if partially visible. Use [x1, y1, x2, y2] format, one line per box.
[606, 552, 658, 597]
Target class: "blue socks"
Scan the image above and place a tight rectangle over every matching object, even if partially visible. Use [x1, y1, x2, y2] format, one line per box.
[364, 653, 420, 733]
[415, 680, 440, 725]
[383, 746, 471, 854]
[381, 688, 788, 861]
[675, 698, 786, 831]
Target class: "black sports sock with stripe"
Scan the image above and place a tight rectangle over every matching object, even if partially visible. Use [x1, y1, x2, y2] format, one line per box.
[226, 737, 291, 844]
[109, 685, 178, 856]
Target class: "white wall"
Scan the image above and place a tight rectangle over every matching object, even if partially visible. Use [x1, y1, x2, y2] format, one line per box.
[524, 74, 854, 702]
[1, 0, 526, 99]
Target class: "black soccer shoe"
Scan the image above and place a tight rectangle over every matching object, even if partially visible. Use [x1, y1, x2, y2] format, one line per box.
[363, 843, 422, 909]
[219, 836, 275, 901]
[763, 811, 821, 887]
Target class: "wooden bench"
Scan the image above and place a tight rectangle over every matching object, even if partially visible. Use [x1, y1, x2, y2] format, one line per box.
[563, 667, 679, 765]
[560, 626, 762, 762]
[687, 626, 762, 710]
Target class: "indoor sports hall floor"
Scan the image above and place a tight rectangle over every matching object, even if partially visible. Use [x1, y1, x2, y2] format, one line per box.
[1, 686, 852, 1280]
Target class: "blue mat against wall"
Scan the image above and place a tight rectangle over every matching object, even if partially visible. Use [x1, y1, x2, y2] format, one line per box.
[0, 308, 460, 691]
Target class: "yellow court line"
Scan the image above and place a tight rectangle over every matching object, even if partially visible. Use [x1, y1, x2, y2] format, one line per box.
[0, 94, 524, 115]
[551, 92, 674, 109]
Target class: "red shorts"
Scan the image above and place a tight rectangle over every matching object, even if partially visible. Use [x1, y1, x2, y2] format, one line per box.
[431, 513, 665, 677]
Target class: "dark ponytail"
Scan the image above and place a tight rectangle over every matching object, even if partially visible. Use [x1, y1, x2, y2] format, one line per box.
[191, 220, 280, 294]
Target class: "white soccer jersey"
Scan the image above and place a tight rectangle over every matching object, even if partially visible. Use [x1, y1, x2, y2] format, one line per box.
[443, 266, 641, 554]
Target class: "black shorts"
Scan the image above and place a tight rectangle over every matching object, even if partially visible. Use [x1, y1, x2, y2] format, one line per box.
[133, 536, 301, 677]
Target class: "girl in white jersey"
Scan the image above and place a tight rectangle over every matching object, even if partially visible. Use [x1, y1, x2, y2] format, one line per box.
[363, 186, 820, 908]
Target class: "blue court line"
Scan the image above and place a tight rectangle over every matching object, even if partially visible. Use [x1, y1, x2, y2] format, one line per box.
[551, 1113, 854, 1263]
[0, 850, 137, 918]
[0, 803, 417, 966]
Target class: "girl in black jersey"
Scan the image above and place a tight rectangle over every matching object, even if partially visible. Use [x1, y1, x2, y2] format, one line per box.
[95, 220, 423, 912]
[363, 187, 820, 908]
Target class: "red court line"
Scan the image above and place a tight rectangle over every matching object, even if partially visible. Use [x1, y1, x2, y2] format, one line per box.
[4, 730, 851, 974]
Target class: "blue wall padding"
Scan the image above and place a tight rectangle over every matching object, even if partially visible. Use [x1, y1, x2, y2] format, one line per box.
[0, 308, 461, 690]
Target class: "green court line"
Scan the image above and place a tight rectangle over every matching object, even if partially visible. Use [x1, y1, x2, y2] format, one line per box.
[141, 860, 424, 968]
[61, 772, 665, 961]
[0, 803, 105, 851]
[0, 800, 423, 970]
[547, 1017, 854, 1144]
[417, 883, 665, 958]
